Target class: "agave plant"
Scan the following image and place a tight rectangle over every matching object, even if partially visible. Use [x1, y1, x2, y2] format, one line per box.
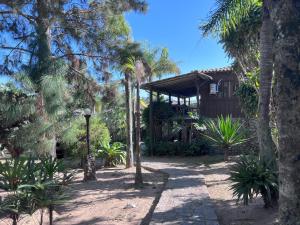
[230, 155, 278, 207]
[97, 142, 126, 167]
[203, 116, 247, 161]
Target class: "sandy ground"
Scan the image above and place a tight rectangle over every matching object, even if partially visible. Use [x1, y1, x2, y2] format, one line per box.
[200, 158, 279, 225]
[0, 166, 165, 225]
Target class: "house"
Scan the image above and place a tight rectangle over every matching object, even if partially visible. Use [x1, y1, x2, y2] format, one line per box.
[140, 67, 243, 144]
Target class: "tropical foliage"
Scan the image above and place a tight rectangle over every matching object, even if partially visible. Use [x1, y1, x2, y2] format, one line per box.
[142, 46, 180, 81]
[0, 157, 71, 225]
[61, 116, 110, 158]
[97, 142, 126, 167]
[202, 116, 247, 160]
[230, 154, 278, 207]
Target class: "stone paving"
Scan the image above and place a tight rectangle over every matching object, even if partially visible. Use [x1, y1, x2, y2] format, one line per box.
[143, 159, 219, 225]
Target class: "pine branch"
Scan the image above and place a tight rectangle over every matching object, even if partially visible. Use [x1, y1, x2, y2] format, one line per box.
[0, 10, 36, 23]
[0, 46, 33, 54]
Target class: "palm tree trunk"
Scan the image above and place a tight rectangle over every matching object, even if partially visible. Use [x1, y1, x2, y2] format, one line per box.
[135, 80, 143, 186]
[125, 73, 134, 168]
[257, 0, 276, 164]
[271, 1, 300, 224]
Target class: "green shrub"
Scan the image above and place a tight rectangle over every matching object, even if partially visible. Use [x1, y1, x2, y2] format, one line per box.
[61, 116, 110, 157]
[147, 139, 211, 156]
[142, 102, 175, 129]
[230, 155, 278, 207]
[97, 142, 126, 167]
[184, 140, 211, 156]
[235, 82, 258, 118]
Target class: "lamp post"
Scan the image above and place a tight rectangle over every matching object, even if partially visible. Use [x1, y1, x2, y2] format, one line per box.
[83, 108, 96, 181]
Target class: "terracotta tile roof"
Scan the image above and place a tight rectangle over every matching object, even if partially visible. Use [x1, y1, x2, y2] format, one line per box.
[194, 67, 232, 74]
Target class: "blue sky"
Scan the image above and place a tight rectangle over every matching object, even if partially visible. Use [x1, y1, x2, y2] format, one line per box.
[126, 0, 232, 75]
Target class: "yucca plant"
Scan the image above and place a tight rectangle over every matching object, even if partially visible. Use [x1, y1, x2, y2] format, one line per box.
[203, 116, 247, 161]
[97, 142, 126, 167]
[230, 155, 278, 208]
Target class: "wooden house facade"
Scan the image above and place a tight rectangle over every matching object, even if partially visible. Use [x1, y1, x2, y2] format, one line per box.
[140, 67, 243, 145]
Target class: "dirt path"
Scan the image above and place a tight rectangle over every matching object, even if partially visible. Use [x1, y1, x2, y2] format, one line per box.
[0, 167, 165, 225]
[200, 160, 278, 225]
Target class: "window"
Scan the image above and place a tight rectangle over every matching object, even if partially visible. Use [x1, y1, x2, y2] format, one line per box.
[217, 81, 235, 98]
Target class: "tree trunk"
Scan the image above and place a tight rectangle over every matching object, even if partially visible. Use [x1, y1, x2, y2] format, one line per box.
[36, 0, 58, 158]
[12, 214, 18, 225]
[125, 73, 134, 168]
[49, 205, 53, 225]
[40, 209, 44, 225]
[271, 1, 300, 224]
[224, 147, 229, 161]
[257, 0, 276, 165]
[135, 80, 143, 187]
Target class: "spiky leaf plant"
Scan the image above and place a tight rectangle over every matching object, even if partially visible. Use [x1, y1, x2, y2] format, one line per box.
[202, 116, 247, 161]
[97, 142, 126, 167]
[0, 158, 28, 191]
[229, 154, 278, 207]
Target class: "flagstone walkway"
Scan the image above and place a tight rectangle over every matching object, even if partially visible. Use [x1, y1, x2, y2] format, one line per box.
[143, 158, 219, 225]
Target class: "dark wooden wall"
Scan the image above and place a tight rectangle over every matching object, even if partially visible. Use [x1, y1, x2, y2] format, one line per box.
[200, 71, 243, 118]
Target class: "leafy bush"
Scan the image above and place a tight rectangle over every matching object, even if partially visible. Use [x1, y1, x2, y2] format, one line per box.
[142, 102, 175, 128]
[97, 142, 126, 167]
[203, 116, 247, 161]
[230, 155, 278, 207]
[146, 139, 211, 156]
[235, 82, 258, 118]
[39, 157, 64, 181]
[61, 116, 110, 157]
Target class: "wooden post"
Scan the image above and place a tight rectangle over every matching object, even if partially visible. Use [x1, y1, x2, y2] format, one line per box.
[196, 84, 200, 116]
[184, 98, 186, 105]
[157, 92, 160, 102]
[169, 94, 172, 105]
[149, 90, 154, 156]
[188, 98, 191, 106]
[177, 96, 180, 105]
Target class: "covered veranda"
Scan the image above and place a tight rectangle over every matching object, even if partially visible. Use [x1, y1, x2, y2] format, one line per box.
[141, 71, 212, 151]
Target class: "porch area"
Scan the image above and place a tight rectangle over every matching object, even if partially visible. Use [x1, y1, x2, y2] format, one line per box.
[141, 71, 213, 148]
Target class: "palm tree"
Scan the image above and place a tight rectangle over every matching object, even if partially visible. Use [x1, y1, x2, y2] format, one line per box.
[270, 1, 300, 224]
[201, 0, 276, 164]
[118, 42, 144, 168]
[142, 47, 180, 82]
[257, 0, 276, 165]
[202, 116, 247, 161]
[134, 60, 145, 187]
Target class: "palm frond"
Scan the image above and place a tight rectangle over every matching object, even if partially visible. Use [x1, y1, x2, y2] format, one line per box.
[201, 0, 261, 36]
